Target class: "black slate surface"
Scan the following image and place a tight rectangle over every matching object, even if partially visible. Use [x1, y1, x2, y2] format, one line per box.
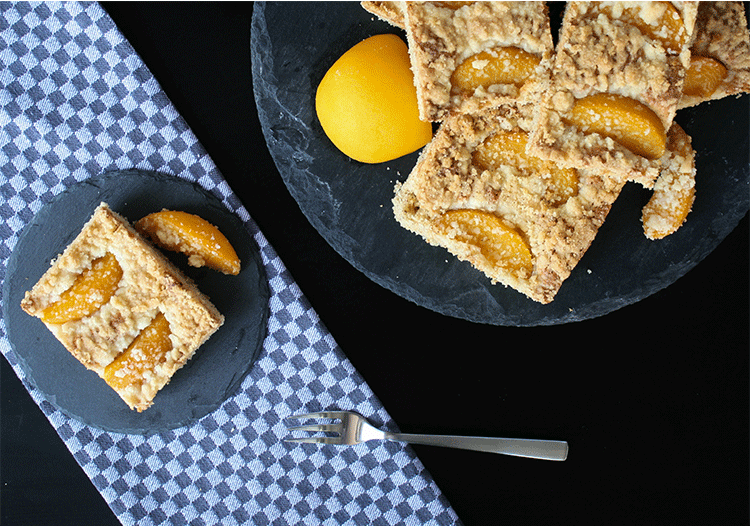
[2, 170, 269, 434]
[4, 5, 748, 526]
[251, 1, 750, 326]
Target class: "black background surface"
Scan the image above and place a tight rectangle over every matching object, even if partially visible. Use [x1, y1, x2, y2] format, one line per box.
[2, 3, 748, 525]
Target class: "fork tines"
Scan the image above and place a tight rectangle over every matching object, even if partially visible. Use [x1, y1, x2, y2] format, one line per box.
[285, 436, 341, 445]
[285, 411, 345, 444]
[287, 411, 346, 420]
[286, 423, 340, 433]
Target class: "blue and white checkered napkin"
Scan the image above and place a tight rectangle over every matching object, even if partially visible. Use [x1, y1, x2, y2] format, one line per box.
[0, 2, 460, 524]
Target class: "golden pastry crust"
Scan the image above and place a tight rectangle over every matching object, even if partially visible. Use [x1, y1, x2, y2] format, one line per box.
[361, 1, 405, 28]
[392, 104, 627, 304]
[679, 1, 750, 109]
[527, 1, 698, 189]
[404, 1, 554, 121]
[21, 203, 224, 412]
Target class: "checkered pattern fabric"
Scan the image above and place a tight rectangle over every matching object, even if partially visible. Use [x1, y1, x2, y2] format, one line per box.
[0, 2, 460, 525]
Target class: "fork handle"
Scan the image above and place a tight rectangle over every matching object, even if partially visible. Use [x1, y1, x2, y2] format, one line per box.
[384, 433, 568, 461]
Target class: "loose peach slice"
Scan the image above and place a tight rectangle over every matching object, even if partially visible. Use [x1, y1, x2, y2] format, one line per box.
[136, 210, 240, 275]
[103, 312, 172, 393]
[683, 56, 728, 98]
[451, 47, 541, 93]
[438, 209, 532, 277]
[473, 131, 578, 206]
[643, 180, 694, 240]
[41, 252, 122, 324]
[599, 2, 687, 53]
[642, 125, 695, 240]
[563, 93, 667, 160]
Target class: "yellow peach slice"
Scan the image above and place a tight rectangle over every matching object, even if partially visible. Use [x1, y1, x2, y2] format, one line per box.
[642, 124, 695, 239]
[438, 209, 532, 277]
[546, 165, 580, 207]
[433, 1, 475, 9]
[451, 47, 541, 93]
[473, 131, 531, 171]
[683, 56, 728, 98]
[41, 252, 122, 324]
[103, 312, 172, 393]
[563, 93, 667, 160]
[599, 2, 687, 53]
[473, 131, 579, 206]
[136, 210, 240, 275]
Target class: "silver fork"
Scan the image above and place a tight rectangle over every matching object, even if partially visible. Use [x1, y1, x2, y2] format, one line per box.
[285, 411, 568, 461]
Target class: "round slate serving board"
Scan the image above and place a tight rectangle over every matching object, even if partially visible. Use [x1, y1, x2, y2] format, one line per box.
[251, 2, 750, 326]
[2, 170, 270, 434]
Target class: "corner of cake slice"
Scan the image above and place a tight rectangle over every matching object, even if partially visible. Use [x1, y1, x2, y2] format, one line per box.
[393, 104, 627, 304]
[360, 1, 406, 28]
[678, 1, 750, 109]
[21, 202, 224, 412]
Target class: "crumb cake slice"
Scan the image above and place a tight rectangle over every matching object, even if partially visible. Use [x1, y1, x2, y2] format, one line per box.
[404, 1, 554, 121]
[527, 1, 698, 189]
[679, 1, 750, 109]
[20, 203, 224, 412]
[392, 104, 628, 304]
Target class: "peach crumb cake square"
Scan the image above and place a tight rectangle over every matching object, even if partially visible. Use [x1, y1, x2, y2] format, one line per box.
[20, 203, 224, 412]
[527, 1, 699, 189]
[403, 1, 554, 121]
[392, 104, 628, 304]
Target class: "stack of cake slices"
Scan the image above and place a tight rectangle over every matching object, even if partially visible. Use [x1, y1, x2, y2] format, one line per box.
[362, 1, 750, 304]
